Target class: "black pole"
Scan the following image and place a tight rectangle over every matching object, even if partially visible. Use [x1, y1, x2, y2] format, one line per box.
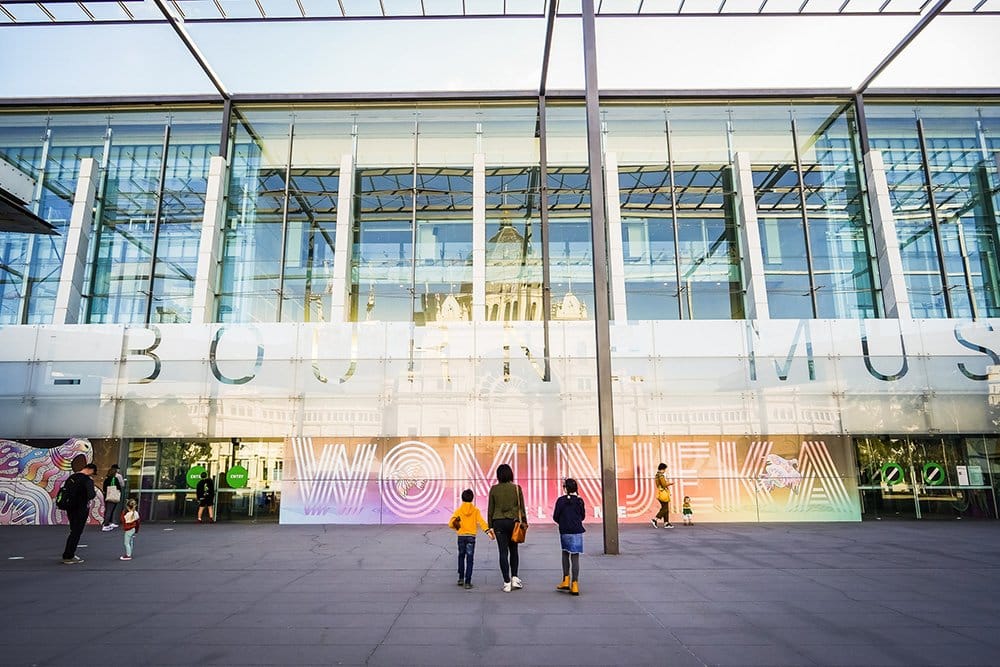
[916, 117, 954, 317]
[144, 123, 172, 325]
[582, 0, 619, 555]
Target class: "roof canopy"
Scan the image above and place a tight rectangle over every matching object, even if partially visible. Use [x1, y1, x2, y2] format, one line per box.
[1, 0, 999, 100]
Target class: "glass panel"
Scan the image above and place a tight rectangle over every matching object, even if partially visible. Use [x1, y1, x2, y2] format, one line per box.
[794, 105, 878, 319]
[485, 168, 542, 321]
[88, 118, 167, 324]
[0, 111, 107, 324]
[351, 108, 416, 322]
[608, 104, 744, 321]
[868, 101, 1000, 319]
[353, 166, 414, 322]
[150, 116, 221, 324]
[87, 108, 222, 324]
[921, 106, 1000, 318]
[413, 168, 473, 324]
[219, 110, 293, 323]
[280, 168, 338, 322]
[619, 165, 679, 319]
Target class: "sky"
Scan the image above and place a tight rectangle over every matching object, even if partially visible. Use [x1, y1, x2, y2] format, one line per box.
[0, 13, 998, 99]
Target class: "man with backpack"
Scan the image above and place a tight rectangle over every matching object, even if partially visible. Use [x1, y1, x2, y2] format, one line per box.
[60, 463, 97, 564]
[196, 471, 215, 523]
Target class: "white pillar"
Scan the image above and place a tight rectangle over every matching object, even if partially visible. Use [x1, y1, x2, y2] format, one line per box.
[472, 153, 486, 322]
[864, 150, 911, 320]
[53, 158, 98, 324]
[604, 152, 628, 322]
[330, 153, 355, 323]
[190, 156, 229, 324]
[732, 152, 770, 320]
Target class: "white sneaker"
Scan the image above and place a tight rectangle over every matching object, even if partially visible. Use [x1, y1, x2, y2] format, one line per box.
[502, 582, 512, 593]
[101, 526, 114, 532]
[511, 576, 523, 589]
[110, 523, 119, 528]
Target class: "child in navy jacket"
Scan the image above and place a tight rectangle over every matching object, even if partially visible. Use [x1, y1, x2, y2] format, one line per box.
[552, 478, 585, 596]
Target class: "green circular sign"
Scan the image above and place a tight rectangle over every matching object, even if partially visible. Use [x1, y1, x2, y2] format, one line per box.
[922, 462, 945, 486]
[880, 462, 905, 487]
[226, 465, 249, 489]
[186, 465, 206, 489]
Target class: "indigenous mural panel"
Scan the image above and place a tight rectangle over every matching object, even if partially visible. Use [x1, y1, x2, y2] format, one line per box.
[280, 436, 860, 524]
[0, 438, 118, 525]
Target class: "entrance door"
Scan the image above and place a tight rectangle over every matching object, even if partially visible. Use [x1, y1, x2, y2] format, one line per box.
[856, 435, 997, 520]
[125, 438, 283, 522]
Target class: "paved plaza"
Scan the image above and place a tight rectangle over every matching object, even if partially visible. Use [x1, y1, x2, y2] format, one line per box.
[1, 521, 999, 666]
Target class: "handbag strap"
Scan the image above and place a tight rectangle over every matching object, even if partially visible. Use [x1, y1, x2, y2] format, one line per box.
[517, 485, 526, 523]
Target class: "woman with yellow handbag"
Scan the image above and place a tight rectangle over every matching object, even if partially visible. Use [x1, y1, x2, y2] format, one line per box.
[652, 463, 674, 528]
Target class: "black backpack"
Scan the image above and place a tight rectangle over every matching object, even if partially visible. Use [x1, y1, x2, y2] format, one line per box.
[55, 475, 79, 511]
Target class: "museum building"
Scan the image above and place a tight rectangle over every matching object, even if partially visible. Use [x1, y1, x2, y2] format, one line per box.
[0, 0, 998, 538]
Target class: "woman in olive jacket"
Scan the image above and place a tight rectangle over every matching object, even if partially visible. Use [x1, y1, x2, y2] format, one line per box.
[487, 463, 527, 592]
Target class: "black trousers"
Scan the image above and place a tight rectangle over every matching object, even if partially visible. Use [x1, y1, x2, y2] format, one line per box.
[493, 518, 519, 583]
[62, 508, 88, 559]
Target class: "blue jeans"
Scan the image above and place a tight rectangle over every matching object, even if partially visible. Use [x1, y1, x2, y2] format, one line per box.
[457, 535, 476, 583]
[124, 528, 136, 557]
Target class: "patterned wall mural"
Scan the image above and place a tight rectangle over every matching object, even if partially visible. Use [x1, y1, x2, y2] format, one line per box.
[280, 436, 860, 524]
[0, 438, 112, 526]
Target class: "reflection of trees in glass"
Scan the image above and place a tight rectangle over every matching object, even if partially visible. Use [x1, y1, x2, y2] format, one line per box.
[156, 440, 214, 489]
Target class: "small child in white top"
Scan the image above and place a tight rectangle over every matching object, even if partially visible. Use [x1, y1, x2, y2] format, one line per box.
[120, 498, 141, 561]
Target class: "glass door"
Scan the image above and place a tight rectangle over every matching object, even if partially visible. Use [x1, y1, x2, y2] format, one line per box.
[125, 438, 283, 523]
[856, 436, 997, 520]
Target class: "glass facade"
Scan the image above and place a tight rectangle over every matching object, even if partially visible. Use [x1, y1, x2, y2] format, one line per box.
[0, 112, 104, 324]
[84, 109, 221, 325]
[5, 99, 995, 327]
[868, 102, 1000, 319]
[221, 108, 349, 323]
[2, 98, 999, 525]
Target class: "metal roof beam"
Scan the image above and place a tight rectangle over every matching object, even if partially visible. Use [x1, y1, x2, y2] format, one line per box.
[151, 0, 229, 100]
[855, 0, 951, 94]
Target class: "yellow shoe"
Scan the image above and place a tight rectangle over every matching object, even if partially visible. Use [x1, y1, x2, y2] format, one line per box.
[556, 576, 570, 591]
[570, 581, 579, 596]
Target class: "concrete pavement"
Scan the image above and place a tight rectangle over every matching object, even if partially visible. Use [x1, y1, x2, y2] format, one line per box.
[2, 521, 999, 666]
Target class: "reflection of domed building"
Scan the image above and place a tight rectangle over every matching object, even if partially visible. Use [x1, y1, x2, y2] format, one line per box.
[485, 220, 586, 321]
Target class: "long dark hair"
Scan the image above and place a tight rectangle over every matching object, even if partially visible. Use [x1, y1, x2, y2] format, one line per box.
[496, 463, 514, 483]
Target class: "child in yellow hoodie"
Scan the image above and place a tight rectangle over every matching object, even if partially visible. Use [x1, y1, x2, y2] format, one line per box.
[448, 489, 494, 589]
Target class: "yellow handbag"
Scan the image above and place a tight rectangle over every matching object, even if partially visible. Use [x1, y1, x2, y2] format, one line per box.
[657, 488, 670, 503]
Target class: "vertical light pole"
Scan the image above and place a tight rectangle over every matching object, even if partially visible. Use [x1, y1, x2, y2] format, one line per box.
[581, 0, 619, 554]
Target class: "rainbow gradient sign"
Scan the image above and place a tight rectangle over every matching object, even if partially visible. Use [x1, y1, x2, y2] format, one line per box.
[279, 435, 860, 524]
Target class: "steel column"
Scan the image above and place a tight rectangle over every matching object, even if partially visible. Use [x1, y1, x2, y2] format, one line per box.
[916, 117, 954, 317]
[143, 123, 172, 325]
[219, 98, 233, 158]
[537, 95, 553, 381]
[276, 119, 295, 322]
[664, 116, 684, 319]
[790, 117, 819, 318]
[581, 0, 619, 555]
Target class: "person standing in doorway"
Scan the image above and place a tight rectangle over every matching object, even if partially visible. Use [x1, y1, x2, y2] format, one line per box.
[487, 463, 527, 592]
[101, 464, 124, 531]
[652, 462, 674, 528]
[61, 463, 97, 564]
[196, 472, 215, 523]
